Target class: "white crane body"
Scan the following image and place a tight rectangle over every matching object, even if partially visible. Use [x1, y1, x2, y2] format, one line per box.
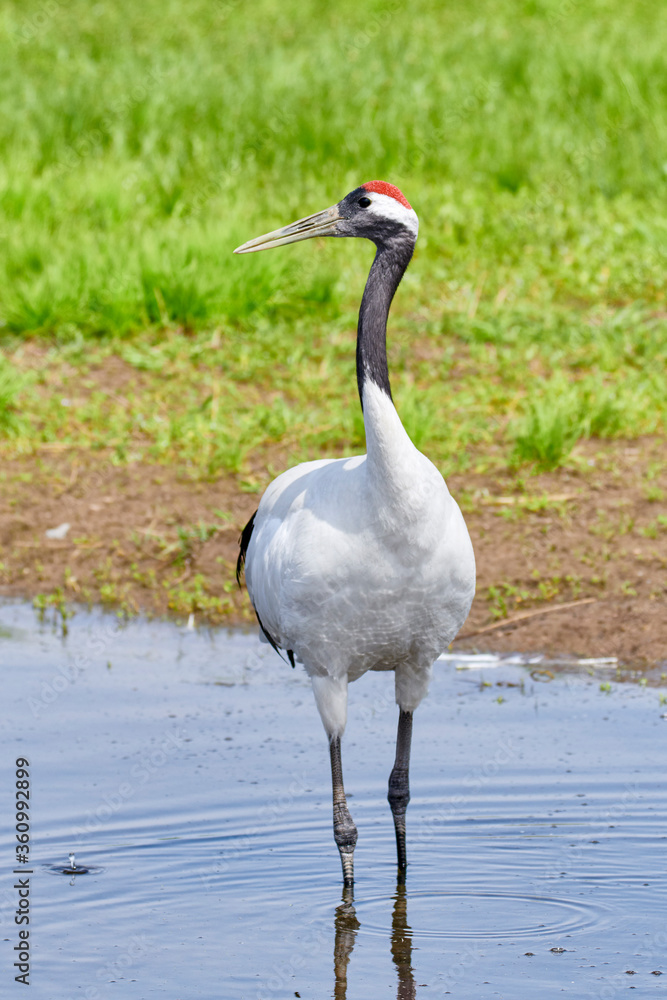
[234, 181, 475, 885]
[246, 379, 474, 730]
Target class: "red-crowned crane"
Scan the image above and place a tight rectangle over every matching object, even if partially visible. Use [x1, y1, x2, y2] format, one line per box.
[234, 181, 475, 887]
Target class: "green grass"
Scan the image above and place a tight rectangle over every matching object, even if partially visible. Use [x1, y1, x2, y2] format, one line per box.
[1, 0, 667, 472]
[0, 355, 28, 435]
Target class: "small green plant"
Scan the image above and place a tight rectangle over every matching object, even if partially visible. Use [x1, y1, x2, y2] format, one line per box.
[0, 357, 28, 437]
[165, 573, 233, 620]
[487, 581, 529, 619]
[538, 578, 561, 601]
[31, 588, 73, 636]
[583, 386, 627, 439]
[511, 389, 583, 470]
[488, 585, 509, 620]
[175, 520, 228, 565]
[99, 583, 118, 604]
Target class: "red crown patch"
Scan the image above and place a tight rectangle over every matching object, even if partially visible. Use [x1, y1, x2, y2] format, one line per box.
[361, 181, 412, 211]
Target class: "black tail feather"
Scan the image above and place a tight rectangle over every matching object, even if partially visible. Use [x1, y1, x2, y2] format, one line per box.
[256, 609, 295, 669]
[236, 511, 257, 587]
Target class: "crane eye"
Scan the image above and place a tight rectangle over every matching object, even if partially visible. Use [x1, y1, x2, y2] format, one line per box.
[358, 196, 371, 208]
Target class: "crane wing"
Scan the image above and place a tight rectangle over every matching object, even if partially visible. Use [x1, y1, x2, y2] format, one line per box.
[237, 510, 295, 668]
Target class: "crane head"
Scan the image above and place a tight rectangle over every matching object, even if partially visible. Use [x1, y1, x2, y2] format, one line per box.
[233, 181, 418, 254]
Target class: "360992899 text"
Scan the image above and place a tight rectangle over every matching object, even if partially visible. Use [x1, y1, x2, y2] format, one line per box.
[14, 757, 32, 986]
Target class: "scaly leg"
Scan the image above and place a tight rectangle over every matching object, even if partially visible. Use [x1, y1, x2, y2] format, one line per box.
[387, 709, 413, 872]
[329, 734, 358, 887]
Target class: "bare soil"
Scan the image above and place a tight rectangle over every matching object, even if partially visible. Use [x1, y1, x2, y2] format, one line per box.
[1, 437, 666, 666]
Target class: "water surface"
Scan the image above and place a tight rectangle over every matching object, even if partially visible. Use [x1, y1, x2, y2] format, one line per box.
[1, 601, 665, 998]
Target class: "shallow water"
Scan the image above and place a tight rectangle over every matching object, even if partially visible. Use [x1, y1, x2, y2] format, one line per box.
[1, 600, 666, 998]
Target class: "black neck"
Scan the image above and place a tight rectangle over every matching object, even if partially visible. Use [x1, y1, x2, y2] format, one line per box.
[356, 238, 415, 406]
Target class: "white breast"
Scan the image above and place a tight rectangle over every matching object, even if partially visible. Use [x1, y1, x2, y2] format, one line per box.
[245, 384, 475, 691]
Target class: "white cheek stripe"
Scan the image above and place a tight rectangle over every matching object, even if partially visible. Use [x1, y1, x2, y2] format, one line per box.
[366, 193, 419, 237]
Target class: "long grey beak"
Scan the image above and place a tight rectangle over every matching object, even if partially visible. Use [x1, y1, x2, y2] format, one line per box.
[234, 205, 341, 254]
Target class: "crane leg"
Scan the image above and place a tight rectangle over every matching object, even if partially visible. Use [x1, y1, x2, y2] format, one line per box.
[388, 709, 413, 872]
[329, 734, 358, 887]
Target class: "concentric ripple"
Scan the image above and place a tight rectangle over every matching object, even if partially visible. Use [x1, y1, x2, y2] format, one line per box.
[356, 888, 610, 940]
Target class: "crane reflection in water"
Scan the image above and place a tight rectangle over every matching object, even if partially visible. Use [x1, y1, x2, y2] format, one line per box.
[333, 881, 416, 1000]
